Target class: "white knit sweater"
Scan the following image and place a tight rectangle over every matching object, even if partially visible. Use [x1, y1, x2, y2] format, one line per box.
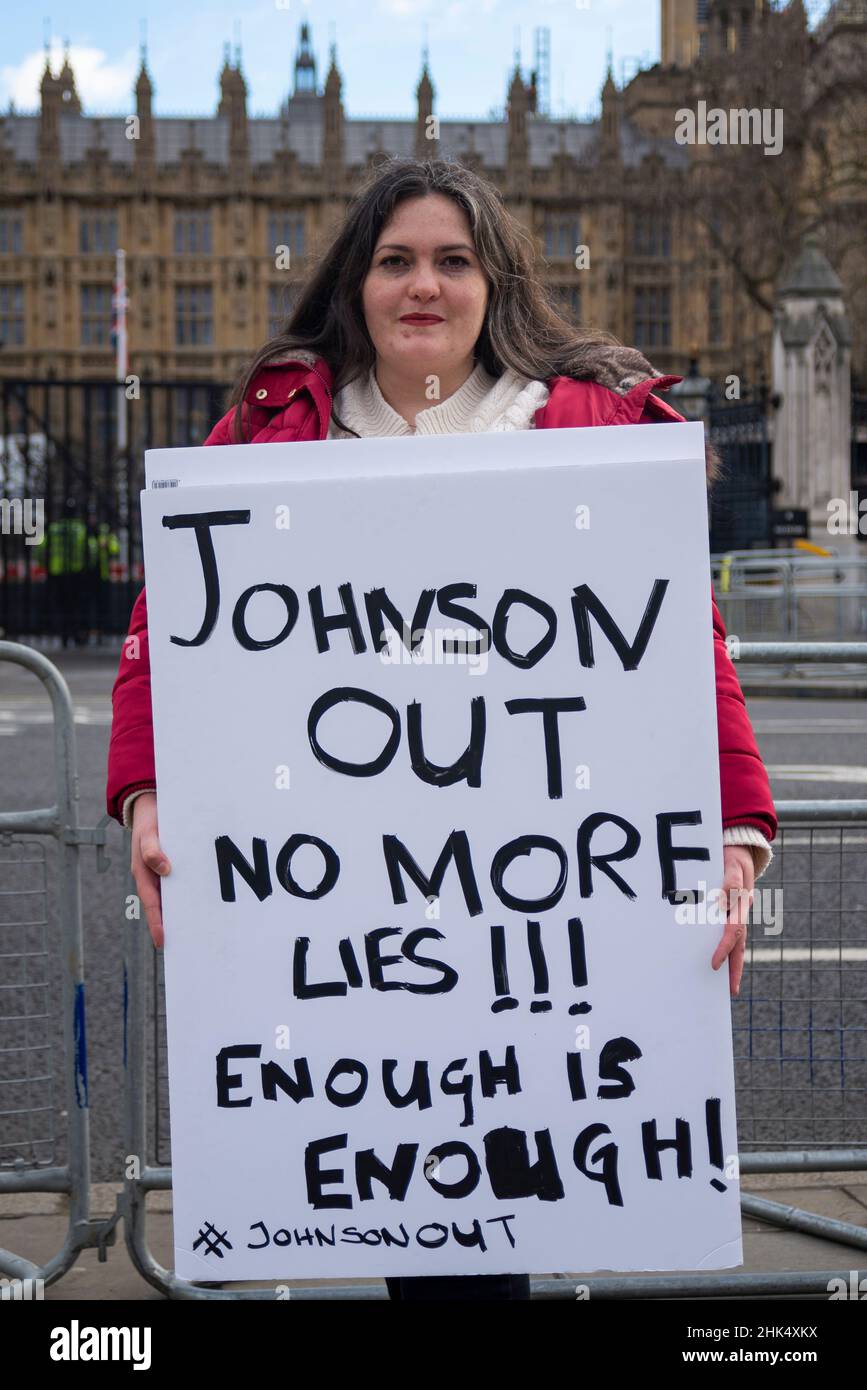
[126, 359, 774, 879]
[328, 359, 550, 439]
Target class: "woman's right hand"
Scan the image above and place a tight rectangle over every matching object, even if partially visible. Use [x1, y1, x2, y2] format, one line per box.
[130, 792, 171, 949]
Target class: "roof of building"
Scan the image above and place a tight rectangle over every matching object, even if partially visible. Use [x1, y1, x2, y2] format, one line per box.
[777, 239, 845, 298]
[0, 106, 685, 173]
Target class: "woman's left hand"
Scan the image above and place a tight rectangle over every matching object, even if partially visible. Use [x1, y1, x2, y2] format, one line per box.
[711, 845, 755, 997]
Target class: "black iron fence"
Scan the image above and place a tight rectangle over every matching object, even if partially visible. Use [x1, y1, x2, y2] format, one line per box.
[1, 376, 860, 641]
[0, 377, 227, 644]
[707, 388, 774, 554]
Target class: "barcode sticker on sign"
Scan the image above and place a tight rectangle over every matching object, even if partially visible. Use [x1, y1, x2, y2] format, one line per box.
[152, 479, 180, 488]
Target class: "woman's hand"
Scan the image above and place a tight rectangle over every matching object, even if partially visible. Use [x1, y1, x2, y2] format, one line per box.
[130, 792, 171, 949]
[711, 845, 755, 997]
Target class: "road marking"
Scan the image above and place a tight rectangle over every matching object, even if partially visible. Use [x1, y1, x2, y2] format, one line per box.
[0, 705, 112, 732]
[752, 719, 867, 733]
[748, 947, 867, 962]
[771, 834, 867, 846]
[766, 764, 867, 783]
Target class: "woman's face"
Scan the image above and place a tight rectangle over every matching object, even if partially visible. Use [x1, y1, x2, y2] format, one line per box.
[361, 193, 489, 381]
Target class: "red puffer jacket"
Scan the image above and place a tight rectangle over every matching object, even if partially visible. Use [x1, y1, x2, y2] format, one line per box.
[105, 354, 777, 844]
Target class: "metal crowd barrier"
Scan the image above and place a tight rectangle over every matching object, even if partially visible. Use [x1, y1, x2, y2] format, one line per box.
[713, 554, 867, 643]
[0, 641, 115, 1293]
[117, 640, 867, 1299]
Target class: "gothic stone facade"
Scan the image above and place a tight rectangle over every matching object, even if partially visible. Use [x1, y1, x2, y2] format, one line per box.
[0, 3, 861, 389]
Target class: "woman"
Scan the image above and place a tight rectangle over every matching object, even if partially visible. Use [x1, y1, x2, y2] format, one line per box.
[106, 157, 776, 1303]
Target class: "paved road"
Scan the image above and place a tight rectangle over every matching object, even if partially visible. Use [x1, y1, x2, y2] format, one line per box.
[0, 644, 864, 1182]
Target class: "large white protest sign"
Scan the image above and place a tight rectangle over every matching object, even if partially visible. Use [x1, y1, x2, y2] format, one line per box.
[140, 423, 742, 1281]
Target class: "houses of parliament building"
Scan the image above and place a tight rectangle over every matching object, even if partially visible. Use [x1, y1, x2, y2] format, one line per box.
[0, 0, 864, 392]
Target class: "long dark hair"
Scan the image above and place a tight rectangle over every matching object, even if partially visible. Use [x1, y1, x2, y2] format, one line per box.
[226, 156, 670, 446]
